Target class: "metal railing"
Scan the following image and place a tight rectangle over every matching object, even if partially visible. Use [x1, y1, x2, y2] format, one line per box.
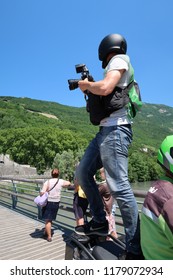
[0, 177, 147, 235]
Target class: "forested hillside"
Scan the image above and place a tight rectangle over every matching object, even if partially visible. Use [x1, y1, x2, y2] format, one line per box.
[0, 96, 172, 181]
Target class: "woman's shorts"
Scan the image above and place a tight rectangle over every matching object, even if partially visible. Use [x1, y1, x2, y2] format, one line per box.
[42, 201, 60, 221]
[73, 193, 88, 219]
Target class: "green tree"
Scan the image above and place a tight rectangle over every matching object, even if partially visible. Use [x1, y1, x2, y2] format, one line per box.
[129, 152, 150, 182]
[145, 156, 163, 180]
[53, 150, 76, 181]
[0, 127, 86, 174]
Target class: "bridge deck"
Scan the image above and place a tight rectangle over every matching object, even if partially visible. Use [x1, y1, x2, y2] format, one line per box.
[0, 205, 68, 260]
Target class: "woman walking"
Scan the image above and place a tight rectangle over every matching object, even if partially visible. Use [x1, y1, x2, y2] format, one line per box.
[41, 168, 71, 242]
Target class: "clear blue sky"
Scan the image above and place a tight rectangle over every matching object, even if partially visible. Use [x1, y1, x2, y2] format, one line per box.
[0, 0, 173, 108]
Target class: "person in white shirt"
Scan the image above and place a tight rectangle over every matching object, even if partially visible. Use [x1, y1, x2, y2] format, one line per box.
[41, 168, 71, 242]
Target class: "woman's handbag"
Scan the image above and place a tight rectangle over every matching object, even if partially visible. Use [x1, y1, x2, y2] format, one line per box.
[34, 179, 59, 207]
[34, 192, 49, 207]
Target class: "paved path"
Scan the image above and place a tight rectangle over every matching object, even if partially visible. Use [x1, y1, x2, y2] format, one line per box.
[0, 205, 68, 260]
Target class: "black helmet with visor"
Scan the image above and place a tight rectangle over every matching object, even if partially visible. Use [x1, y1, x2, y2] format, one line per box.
[98, 33, 127, 68]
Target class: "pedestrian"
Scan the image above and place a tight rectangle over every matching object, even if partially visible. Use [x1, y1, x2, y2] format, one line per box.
[97, 168, 118, 239]
[72, 162, 89, 227]
[41, 168, 71, 242]
[141, 135, 173, 259]
[73, 168, 118, 239]
[76, 33, 142, 259]
[73, 179, 89, 227]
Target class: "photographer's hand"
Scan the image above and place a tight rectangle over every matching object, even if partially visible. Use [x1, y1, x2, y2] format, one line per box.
[79, 69, 124, 96]
[78, 78, 90, 93]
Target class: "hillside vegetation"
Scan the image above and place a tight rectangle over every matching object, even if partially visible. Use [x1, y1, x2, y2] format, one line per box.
[0, 96, 172, 181]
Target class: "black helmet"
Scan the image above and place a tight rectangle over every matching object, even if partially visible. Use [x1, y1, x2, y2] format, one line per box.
[98, 34, 127, 68]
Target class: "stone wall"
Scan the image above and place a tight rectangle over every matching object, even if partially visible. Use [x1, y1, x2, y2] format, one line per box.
[0, 154, 38, 177]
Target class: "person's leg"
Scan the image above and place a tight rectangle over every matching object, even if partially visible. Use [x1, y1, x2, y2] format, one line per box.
[73, 194, 89, 226]
[75, 133, 108, 235]
[78, 196, 89, 225]
[76, 133, 106, 223]
[100, 125, 141, 255]
[45, 219, 52, 241]
[107, 214, 118, 239]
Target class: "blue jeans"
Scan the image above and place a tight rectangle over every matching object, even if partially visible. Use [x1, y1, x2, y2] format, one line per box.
[76, 125, 141, 254]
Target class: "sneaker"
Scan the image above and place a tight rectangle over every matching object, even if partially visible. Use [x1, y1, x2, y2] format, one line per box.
[75, 219, 108, 236]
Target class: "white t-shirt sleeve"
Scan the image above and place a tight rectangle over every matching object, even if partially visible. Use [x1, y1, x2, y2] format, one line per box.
[107, 56, 129, 72]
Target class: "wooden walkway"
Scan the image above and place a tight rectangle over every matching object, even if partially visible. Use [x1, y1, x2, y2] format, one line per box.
[0, 205, 69, 260]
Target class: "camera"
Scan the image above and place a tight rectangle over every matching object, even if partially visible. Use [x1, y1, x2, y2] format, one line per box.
[68, 64, 94, 90]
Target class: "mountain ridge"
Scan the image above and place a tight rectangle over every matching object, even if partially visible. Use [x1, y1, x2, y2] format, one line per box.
[0, 95, 173, 150]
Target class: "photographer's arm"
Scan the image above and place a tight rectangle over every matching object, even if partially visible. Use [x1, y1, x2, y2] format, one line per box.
[78, 69, 125, 96]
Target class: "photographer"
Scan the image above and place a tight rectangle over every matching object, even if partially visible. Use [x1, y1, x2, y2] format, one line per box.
[75, 34, 143, 259]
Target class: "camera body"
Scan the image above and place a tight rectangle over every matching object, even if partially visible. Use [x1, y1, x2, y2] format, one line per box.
[68, 64, 94, 90]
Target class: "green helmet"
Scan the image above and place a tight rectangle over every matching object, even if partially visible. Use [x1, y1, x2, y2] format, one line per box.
[157, 135, 173, 175]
